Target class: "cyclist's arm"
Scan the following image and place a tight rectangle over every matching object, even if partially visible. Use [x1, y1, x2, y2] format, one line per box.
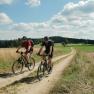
[28, 45, 31, 51]
[38, 41, 45, 54]
[16, 46, 21, 52]
[38, 46, 44, 54]
[49, 41, 54, 55]
[49, 46, 54, 55]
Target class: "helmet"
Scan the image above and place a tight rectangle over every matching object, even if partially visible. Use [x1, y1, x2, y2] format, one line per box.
[22, 36, 27, 40]
[44, 36, 49, 41]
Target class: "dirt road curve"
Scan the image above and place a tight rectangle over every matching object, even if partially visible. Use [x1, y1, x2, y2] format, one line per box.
[0, 50, 72, 89]
[16, 49, 76, 94]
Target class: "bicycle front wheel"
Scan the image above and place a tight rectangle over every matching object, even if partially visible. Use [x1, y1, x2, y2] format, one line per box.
[12, 60, 23, 74]
[37, 63, 45, 80]
[28, 57, 35, 71]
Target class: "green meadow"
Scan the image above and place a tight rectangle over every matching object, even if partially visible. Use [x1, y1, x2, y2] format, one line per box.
[49, 44, 94, 94]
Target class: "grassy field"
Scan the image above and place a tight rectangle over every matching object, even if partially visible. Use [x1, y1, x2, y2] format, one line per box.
[0, 43, 71, 73]
[49, 44, 94, 94]
[72, 44, 94, 52]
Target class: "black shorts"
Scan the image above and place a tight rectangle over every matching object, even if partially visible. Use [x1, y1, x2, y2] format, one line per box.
[44, 50, 53, 58]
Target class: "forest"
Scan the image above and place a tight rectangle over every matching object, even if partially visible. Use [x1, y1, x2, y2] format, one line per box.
[0, 36, 94, 48]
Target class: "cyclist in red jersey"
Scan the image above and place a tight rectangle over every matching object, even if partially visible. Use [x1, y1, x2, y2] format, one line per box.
[16, 36, 34, 67]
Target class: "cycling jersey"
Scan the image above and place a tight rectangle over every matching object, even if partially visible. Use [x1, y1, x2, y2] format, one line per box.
[21, 40, 34, 50]
[41, 40, 54, 57]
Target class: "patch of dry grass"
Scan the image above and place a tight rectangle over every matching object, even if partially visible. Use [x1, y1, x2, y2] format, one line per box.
[49, 50, 94, 94]
[0, 44, 70, 73]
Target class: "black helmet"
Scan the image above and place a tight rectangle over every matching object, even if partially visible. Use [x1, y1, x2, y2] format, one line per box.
[44, 36, 49, 41]
[22, 36, 27, 40]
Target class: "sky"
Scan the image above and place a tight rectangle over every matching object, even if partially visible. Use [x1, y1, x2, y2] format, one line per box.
[0, 0, 94, 40]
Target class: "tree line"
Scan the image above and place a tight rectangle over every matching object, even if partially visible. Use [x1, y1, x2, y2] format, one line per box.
[0, 36, 94, 48]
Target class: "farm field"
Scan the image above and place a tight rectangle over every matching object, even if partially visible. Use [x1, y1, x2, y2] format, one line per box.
[72, 44, 94, 52]
[49, 44, 94, 94]
[0, 44, 93, 94]
[0, 43, 70, 73]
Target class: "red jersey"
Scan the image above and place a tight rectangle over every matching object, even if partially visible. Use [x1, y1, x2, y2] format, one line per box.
[21, 40, 34, 49]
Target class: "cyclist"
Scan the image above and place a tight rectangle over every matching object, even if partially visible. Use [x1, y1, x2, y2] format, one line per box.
[38, 36, 54, 72]
[16, 36, 34, 67]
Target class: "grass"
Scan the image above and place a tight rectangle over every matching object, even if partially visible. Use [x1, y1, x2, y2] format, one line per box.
[0, 43, 71, 73]
[71, 44, 94, 52]
[49, 45, 94, 94]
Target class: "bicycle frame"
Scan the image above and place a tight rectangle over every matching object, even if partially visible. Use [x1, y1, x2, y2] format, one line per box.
[17, 51, 34, 65]
[17, 52, 27, 65]
[39, 54, 49, 65]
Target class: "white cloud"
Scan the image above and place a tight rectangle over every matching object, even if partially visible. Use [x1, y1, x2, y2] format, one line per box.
[12, 22, 49, 31]
[26, 0, 41, 7]
[0, 12, 13, 24]
[1, 0, 94, 40]
[0, 0, 13, 5]
[48, 0, 94, 39]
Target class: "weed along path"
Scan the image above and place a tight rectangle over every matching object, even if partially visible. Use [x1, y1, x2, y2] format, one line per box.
[16, 49, 76, 94]
[0, 49, 72, 89]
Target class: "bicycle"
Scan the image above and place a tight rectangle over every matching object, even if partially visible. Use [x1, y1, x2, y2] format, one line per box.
[12, 52, 35, 74]
[37, 54, 53, 80]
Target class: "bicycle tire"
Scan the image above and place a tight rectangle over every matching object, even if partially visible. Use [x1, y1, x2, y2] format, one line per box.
[27, 57, 35, 71]
[48, 63, 53, 73]
[12, 59, 24, 74]
[37, 62, 45, 80]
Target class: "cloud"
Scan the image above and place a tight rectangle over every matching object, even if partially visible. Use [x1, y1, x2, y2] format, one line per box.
[10, 0, 94, 39]
[63, 0, 94, 15]
[26, 0, 41, 7]
[0, 12, 13, 24]
[1, 0, 94, 40]
[48, 0, 94, 39]
[0, 0, 13, 5]
[12, 22, 49, 31]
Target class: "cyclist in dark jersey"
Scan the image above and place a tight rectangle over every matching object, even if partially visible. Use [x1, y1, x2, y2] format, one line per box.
[16, 36, 34, 66]
[38, 36, 54, 72]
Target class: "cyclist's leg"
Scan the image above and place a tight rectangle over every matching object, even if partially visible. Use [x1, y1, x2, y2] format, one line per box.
[41, 51, 46, 64]
[24, 48, 33, 64]
[48, 57, 52, 66]
[48, 53, 53, 72]
[24, 51, 30, 64]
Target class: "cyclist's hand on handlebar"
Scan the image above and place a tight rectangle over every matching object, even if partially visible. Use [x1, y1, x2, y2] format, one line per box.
[16, 50, 19, 53]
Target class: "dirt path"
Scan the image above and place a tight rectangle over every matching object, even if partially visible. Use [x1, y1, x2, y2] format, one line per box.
[0, 50, 71, 89]
[13, 48, 76, 94]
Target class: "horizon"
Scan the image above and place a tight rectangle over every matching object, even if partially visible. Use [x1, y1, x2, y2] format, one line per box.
[0, 0, 94, 40]
[0, 36, 94, 41]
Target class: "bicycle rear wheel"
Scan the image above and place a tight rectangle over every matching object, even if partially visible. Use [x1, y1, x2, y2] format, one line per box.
[12, 59, 23, 74]
[27, 57, 35, 71]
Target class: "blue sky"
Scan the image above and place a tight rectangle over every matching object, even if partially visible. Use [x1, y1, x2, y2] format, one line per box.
[0, 0, 94, 40]
[0, 0, 79, 22]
